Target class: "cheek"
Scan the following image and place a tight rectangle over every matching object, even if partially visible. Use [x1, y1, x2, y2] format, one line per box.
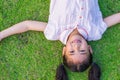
[66, 43, 72, 50]
[81, 42, 88, 49]
[80, 44, 87, 50]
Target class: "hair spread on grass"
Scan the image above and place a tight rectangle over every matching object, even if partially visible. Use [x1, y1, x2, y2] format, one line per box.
[55, 53, 101, 80]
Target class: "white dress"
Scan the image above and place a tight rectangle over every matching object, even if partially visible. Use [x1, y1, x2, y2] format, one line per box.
[44, 0, 107, 45]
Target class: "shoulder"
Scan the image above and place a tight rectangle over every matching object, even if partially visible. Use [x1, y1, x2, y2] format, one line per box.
[86, 22, 107, 41]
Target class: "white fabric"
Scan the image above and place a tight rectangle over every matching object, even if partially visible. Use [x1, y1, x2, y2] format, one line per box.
[44, 0, 107, 45]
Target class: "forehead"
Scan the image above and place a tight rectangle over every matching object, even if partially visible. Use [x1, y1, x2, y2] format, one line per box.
[66, 52, 90, 64]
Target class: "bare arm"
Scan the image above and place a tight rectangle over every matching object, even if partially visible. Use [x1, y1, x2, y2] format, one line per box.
[0, 20, 47, 41]
[104, 13, 120, 28]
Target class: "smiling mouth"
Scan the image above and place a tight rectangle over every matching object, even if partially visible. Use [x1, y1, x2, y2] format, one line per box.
[72, 39, 81, 43]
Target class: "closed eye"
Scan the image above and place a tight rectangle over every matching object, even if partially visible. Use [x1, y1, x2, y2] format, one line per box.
[80, 50, 85, 52]
[69, 51, 75, 55]
[80, 50, 86, 54]
[70, 51, 74, 53]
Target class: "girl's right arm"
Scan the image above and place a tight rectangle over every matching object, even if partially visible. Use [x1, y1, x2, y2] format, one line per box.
[104, 13, 120, 28]
[0, 20, 47, 41]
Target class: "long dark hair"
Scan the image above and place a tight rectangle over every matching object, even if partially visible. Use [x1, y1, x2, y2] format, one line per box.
[55, 54, 101, 80]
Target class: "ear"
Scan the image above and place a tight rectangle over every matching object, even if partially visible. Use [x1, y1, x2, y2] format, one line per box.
[88, 45, 93, 54]
[62, 46, 66, 56]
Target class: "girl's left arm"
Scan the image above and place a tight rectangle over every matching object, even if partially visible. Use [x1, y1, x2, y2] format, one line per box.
[104, 13, 120, 28]
[0, 20, 47, 41]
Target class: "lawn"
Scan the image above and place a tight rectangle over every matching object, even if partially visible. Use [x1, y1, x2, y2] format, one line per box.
[0, 0, 120, 80]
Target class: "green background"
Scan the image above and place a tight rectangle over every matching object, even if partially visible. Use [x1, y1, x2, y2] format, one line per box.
[0, 0, 120, 80]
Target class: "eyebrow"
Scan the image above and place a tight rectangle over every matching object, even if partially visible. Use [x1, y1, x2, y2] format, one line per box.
[80, 52, 87, 55]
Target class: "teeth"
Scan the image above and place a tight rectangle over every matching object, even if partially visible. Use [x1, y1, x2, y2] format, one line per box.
[72, 40, 81, 43]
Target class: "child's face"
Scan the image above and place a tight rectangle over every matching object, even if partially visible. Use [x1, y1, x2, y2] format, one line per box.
[63, 34, 92, 64]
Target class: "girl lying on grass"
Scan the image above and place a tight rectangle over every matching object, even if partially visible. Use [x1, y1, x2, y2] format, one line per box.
[0, 0, 120, 80]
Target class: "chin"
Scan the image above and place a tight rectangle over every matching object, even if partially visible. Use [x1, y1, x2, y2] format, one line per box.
[71, 35, 83, 41]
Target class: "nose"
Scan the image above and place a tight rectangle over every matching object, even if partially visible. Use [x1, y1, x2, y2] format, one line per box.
[73, 43, 80, 50]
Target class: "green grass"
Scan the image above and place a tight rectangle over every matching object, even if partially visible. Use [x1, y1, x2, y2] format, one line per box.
[0, 0, 120, 80]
